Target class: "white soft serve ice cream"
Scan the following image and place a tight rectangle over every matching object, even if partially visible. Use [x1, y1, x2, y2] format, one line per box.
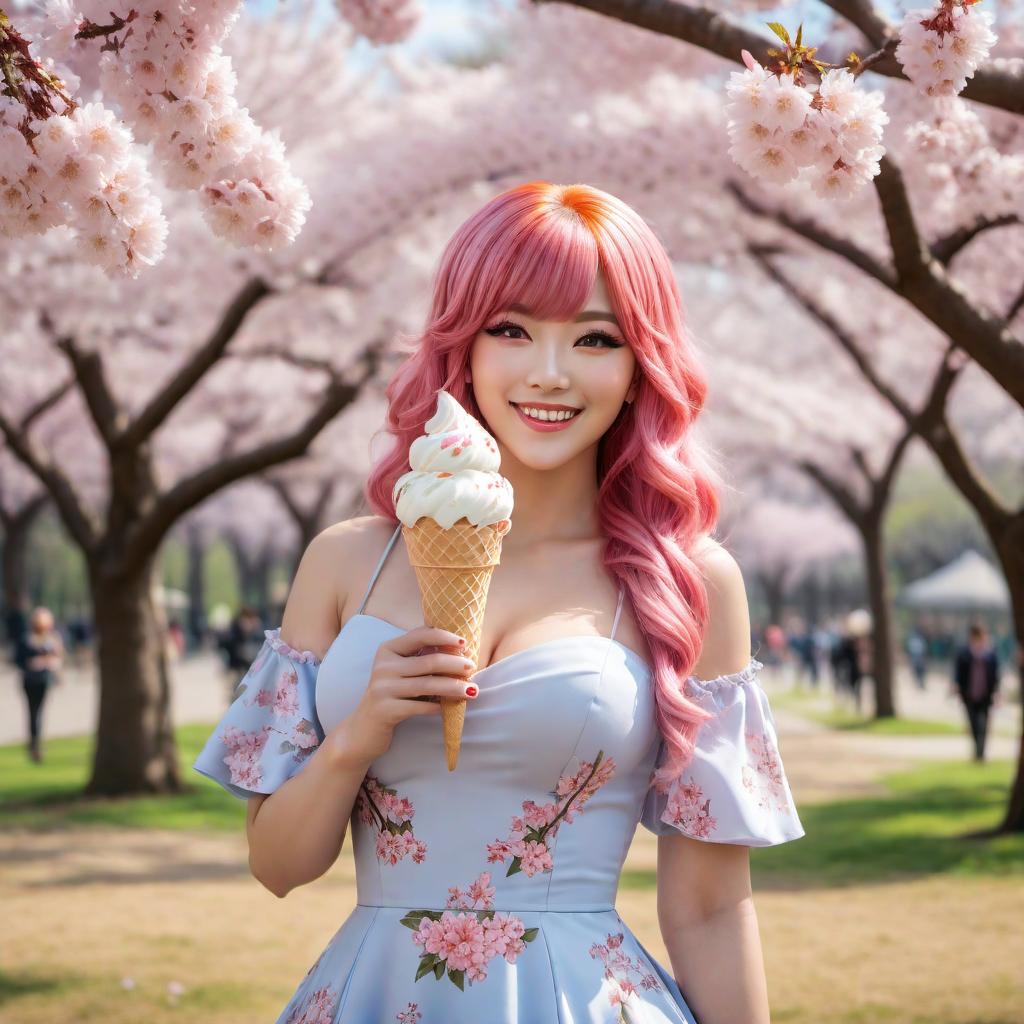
[393, 390, 514, 530]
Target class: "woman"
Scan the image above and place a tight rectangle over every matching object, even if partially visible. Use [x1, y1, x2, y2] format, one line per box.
[15, 606, 64, 764]
[194, 182, 805, 1023]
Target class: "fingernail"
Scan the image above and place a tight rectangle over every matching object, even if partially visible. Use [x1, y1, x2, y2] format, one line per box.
[458, 638, 466, 645]
[465, 685, 478, 697]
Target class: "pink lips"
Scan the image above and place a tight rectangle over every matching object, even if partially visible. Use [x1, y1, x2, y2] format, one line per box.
[510, 402, 581, 433]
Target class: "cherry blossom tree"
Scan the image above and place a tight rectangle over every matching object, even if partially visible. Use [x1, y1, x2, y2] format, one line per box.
[724, 494, 861, 629]
[2, 0, 1021, 834]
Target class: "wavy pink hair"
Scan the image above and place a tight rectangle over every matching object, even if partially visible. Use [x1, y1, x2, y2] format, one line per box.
[365, 181, 722, 787]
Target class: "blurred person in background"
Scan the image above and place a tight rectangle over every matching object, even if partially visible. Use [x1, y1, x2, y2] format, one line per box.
[762, 622, 786, 667]
[14, 606, 64, 763]
[832, 610, 872, 714]
[905, 624, 929, 690]
[952, 622, 1001, 762]
[220, 606, 266, 700]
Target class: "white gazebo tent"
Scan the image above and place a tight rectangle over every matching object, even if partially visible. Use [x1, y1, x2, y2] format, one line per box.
[898, 550, 1010, 612]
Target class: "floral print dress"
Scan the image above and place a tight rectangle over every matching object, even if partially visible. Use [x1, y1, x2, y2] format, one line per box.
[193, 524, 804, 1023]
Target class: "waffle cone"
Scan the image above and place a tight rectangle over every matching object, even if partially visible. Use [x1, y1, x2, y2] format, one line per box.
[402, 515, 511, 771]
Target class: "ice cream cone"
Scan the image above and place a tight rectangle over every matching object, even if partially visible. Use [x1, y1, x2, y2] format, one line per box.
[402, 515, 511, 770]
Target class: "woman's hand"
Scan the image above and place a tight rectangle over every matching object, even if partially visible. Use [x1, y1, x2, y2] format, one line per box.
[331, 625, 477, 768]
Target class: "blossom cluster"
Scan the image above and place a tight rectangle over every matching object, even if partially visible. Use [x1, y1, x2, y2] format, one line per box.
[15, 0, 310, 273]
[895, 2, 997, 98]
[410, 906, 531, 985]
[725, 53, 888, 201]
[0, 83, 168, 276]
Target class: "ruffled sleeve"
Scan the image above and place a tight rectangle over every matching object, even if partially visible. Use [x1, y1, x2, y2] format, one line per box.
[192, 629, 325, 800]
[639, 658, 805, 847]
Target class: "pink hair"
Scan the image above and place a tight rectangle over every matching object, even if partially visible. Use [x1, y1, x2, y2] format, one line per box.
[365, 181, 721, 787]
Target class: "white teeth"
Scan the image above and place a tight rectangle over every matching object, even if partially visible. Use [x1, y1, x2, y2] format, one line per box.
[516, 404, 580, 422]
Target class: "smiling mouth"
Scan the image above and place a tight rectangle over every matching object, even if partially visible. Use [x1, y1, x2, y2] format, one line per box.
[509, 402, 583, 422]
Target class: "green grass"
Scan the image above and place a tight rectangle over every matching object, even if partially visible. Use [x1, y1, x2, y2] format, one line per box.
[3, 726, 1021, 886]
[0, 724, 246, 831]
[771, 688, 969, 735]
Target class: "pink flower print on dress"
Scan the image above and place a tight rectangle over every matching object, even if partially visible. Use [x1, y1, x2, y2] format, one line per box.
[402, 904, 537, 990]
[228, 663, 320, 777]
[486, 749, 616, 877]
[661, 776, 718, 839]
[589, 931, 661, 1023]
[355, 773, 428, 865]
[741, 729, 793, 813]
[395, 1002, 422, 1023]
[284, 984, 339, 1024]
[445, 870, 496, 911]
[219, 724, 271, 791]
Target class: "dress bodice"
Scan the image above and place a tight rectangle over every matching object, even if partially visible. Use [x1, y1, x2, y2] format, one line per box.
[192, 522, 805, 1021]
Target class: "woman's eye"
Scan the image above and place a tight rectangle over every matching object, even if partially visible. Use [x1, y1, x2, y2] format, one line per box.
[484, 320, 622, 348]
[577, 332, 623, 349]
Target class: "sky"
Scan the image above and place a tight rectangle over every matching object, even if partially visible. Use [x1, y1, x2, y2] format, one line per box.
[244, 0, 926, 67]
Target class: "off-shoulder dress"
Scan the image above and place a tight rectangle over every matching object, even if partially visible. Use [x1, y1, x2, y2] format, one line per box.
[194, 522, 805, 1023]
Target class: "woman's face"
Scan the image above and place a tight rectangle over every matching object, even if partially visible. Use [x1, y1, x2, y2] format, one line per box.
[468, 270, 637, 470]
[32, 609, 53, 633]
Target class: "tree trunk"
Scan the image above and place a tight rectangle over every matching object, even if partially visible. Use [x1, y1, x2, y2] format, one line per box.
[85, 558, 181, 796]
[185, 524, 206, 649]
[0, 495, 48, 644]
[756, 568, 787, 627]
[253, 549, 273, 624]
[994, 519, 1024, 834]
[862, 515, 897, 718]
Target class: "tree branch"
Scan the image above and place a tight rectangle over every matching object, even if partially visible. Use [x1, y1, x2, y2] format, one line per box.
[540, 0, 1024, 114]
[50, 331, 123, 448]
[749, 244, 1010, 527]
[734, 157, 1024, 407]
[116, 339, 387, 571]
[0, 408, 101, 552]
[20, 379, 74, 430]
[930, 213, 1020, 267]
[726, 179, 894, 287]
[119, 276, 273, 449]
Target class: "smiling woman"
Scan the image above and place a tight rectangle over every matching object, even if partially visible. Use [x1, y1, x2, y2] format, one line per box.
[194, 180, 804, 1024]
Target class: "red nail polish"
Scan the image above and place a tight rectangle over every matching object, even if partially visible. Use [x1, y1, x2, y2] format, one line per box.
[465, 685, 478, 697]
[458, 638, 466, 645]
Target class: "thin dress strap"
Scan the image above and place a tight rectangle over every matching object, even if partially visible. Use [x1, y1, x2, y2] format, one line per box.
[356, 522, 403, 615]
[609, 586, 625, 642]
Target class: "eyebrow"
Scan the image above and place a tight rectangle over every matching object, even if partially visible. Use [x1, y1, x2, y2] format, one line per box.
[507, 302, 621, 328]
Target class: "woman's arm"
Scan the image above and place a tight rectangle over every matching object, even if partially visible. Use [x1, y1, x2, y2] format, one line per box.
[658, 838, 770, 1024]
[658, 542, 773, 1023]
[244, 520, 373, 898]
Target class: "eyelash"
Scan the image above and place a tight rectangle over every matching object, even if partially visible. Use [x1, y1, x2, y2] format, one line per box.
[483, 319, 624, 349]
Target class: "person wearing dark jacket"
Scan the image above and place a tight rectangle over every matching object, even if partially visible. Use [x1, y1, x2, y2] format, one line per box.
[220, 606, 266, 701]
[14, 606, 64, 763]
[953, 623, 1001, 762]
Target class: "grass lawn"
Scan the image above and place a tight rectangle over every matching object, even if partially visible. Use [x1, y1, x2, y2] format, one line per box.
[2, 724, 1022, 1023]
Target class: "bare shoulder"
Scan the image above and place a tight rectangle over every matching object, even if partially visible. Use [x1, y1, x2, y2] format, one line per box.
[689, 537, 752, 681]
[279, 515, 392, 660]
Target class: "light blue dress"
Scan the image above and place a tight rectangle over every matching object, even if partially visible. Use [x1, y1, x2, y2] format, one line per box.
[194, 523, 805, 1023]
